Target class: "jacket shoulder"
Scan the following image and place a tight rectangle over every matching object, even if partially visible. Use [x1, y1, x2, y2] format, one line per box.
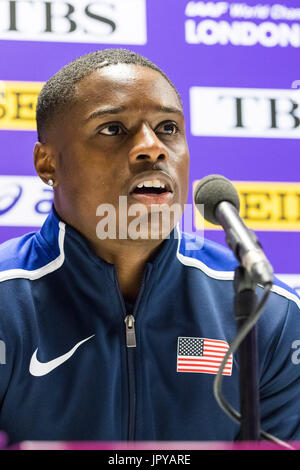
[177, 231, 238, 278]
[0, 220, 64, 282]
[0, 232, 37, 271]
[177, 231, 300, 308]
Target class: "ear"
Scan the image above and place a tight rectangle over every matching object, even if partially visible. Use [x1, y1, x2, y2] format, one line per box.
[34, 142, 57, 187]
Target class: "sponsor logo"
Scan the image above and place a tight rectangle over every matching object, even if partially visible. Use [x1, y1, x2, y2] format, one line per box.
[185, 1, 300, 47]
[0, 0, 147, 45]
[291, 339, 300, 365]
[190, 86, 300, 139]
[0, 175, 53, 226]
[194, 181, 300, 231]
[29, 335, 95, 376]
[0, 80, 42, 130]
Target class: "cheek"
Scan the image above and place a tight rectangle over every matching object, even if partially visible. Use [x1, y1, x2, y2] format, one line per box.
[57, 146, 111, 188]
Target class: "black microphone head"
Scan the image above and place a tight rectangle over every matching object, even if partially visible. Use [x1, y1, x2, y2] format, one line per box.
[194, 175, 240, 225]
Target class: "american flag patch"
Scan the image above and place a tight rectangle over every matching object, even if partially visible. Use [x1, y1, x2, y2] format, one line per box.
[177, 337, 233, 376]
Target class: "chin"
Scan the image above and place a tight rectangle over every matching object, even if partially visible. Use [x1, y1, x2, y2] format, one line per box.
[126, 210, 179, 242]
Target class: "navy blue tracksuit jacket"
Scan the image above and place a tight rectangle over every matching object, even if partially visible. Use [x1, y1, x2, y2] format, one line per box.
[0, 207, 300, 444]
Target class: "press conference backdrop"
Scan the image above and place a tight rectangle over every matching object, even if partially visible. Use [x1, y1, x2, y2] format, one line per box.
[0, 0, 299, 295]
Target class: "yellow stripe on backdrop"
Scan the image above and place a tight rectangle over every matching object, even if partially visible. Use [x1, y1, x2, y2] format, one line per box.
[0, 80, 43, 130]
[193, 181, 300, 232]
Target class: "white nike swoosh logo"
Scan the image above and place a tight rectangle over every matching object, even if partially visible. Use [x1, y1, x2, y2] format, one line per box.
[29, 335, 95, 377]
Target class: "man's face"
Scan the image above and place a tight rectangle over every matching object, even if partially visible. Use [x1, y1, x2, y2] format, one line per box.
[45, 63, 190, 242]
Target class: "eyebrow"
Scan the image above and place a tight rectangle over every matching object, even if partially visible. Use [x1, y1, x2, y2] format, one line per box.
[158, 105, 183, 115]
[86, 104, 183, 121]
[86, 106, 126, 121]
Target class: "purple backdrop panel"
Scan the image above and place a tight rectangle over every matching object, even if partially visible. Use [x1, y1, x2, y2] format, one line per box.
[0, 0, 299, 286]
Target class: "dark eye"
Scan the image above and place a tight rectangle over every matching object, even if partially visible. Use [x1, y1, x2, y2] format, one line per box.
[98, 124, 125, 136]
[156, 122, 178, 136]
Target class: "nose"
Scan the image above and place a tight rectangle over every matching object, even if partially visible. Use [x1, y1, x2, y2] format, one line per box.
[128, 124, 169, 165]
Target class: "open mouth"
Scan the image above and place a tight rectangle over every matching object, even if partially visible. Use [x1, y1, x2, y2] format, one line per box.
[133, 186, 168, 195]
[131, 179, 172, 196]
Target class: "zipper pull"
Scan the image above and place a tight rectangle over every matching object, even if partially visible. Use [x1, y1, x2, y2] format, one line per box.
[124, 315, 136, 348]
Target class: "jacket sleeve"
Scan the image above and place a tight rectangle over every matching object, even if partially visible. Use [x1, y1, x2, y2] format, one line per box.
[259, 297, 300, 441]
[0, 280, 28, 410]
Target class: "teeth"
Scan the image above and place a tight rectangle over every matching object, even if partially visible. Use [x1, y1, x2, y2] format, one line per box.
[136, 180, 166, 189]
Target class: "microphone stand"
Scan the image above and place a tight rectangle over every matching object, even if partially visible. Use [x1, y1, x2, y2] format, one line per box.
[233, 266, 260, 441]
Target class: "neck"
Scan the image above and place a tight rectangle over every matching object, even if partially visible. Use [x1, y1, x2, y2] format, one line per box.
[52, 204, 168, 303]
[89, 238, 164, 303]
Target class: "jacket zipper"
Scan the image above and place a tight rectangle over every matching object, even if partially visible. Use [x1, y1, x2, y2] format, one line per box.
[114, 264, 152, 441]
[125, 315, 136, 347]
[124, 314, 137, 441]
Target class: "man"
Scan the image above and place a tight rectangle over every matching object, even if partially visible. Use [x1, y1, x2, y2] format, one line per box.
[0, 48, 300, 445]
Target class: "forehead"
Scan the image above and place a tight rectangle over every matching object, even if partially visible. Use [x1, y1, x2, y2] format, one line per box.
[73, 63, 182, 115]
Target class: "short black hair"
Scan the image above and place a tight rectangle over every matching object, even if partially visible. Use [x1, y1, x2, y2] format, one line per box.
[36, 48, 182, 142]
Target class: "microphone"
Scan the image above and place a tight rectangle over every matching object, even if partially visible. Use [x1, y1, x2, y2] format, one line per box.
[194, 175, 273, 286]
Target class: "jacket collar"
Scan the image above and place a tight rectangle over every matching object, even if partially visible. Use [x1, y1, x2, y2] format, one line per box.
[40, 205, 180, 275]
